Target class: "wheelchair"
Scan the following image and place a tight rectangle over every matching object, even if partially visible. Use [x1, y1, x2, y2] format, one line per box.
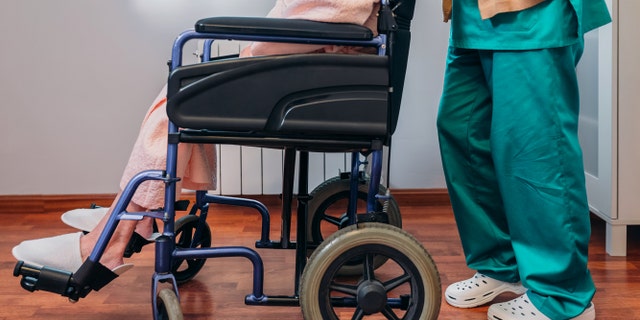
[14, 0, 442, 318]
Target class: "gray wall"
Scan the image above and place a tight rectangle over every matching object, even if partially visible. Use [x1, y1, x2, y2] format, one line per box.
[0, 0, 450, 195]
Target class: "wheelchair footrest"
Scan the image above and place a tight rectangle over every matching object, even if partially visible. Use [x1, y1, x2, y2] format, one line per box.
[14, 261, 73, 296]
[14, 261, 90, 302]
[14, 259, 121, 302]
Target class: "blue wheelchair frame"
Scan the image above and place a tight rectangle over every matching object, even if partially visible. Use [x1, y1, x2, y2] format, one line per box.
[79, 3, 388, 310]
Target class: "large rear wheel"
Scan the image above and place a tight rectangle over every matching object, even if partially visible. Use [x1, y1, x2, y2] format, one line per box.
[300, 223, 441, 320]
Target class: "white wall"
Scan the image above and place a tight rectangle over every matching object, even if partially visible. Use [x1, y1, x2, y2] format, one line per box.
[0, 0, 450, 195]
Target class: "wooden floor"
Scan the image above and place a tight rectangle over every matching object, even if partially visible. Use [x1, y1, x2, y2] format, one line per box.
[1, 199, 639, 319]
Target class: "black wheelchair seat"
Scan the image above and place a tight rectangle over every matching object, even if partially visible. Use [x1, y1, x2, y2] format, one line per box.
[167, 54, 389, 140]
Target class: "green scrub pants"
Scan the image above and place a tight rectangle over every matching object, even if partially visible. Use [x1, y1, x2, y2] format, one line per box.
[437, 43, 595, 319]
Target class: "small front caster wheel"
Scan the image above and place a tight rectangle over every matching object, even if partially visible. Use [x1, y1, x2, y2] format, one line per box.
[300, 223, 441, 320]
[156, 288, 183, 320]
[172, 215, 212, 284]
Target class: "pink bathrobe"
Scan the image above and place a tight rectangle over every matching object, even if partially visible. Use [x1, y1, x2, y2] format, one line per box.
[121, 0, 379, 209]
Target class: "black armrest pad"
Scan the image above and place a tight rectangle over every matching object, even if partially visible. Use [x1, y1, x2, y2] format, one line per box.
[195, 17, 373, 41]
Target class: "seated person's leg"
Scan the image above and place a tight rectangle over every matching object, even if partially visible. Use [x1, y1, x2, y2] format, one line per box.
[13, 88, 218, 272]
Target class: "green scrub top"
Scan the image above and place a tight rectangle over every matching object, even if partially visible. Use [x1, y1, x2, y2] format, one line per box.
[450, 0, 612, 50]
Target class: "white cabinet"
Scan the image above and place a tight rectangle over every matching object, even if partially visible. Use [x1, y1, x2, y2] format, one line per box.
[580, 0, 640, 256]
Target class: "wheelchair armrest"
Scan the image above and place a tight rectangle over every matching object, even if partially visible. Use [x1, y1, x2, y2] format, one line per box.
[195, 17, 373, 41]
[167, 54, 390, 137]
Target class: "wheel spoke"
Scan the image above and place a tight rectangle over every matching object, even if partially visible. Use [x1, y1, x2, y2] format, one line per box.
[186, 258, 199, 269]
[381, 305, 401, 320]
[363, 253, 376, 281]
[351, 306, 365, 320]
[383, 273, 412, 292]
[322, 214, 343, 227]
[329, 281, 358, 296]
[176, 229, 193, 247]
[173, 258, 186, 270]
